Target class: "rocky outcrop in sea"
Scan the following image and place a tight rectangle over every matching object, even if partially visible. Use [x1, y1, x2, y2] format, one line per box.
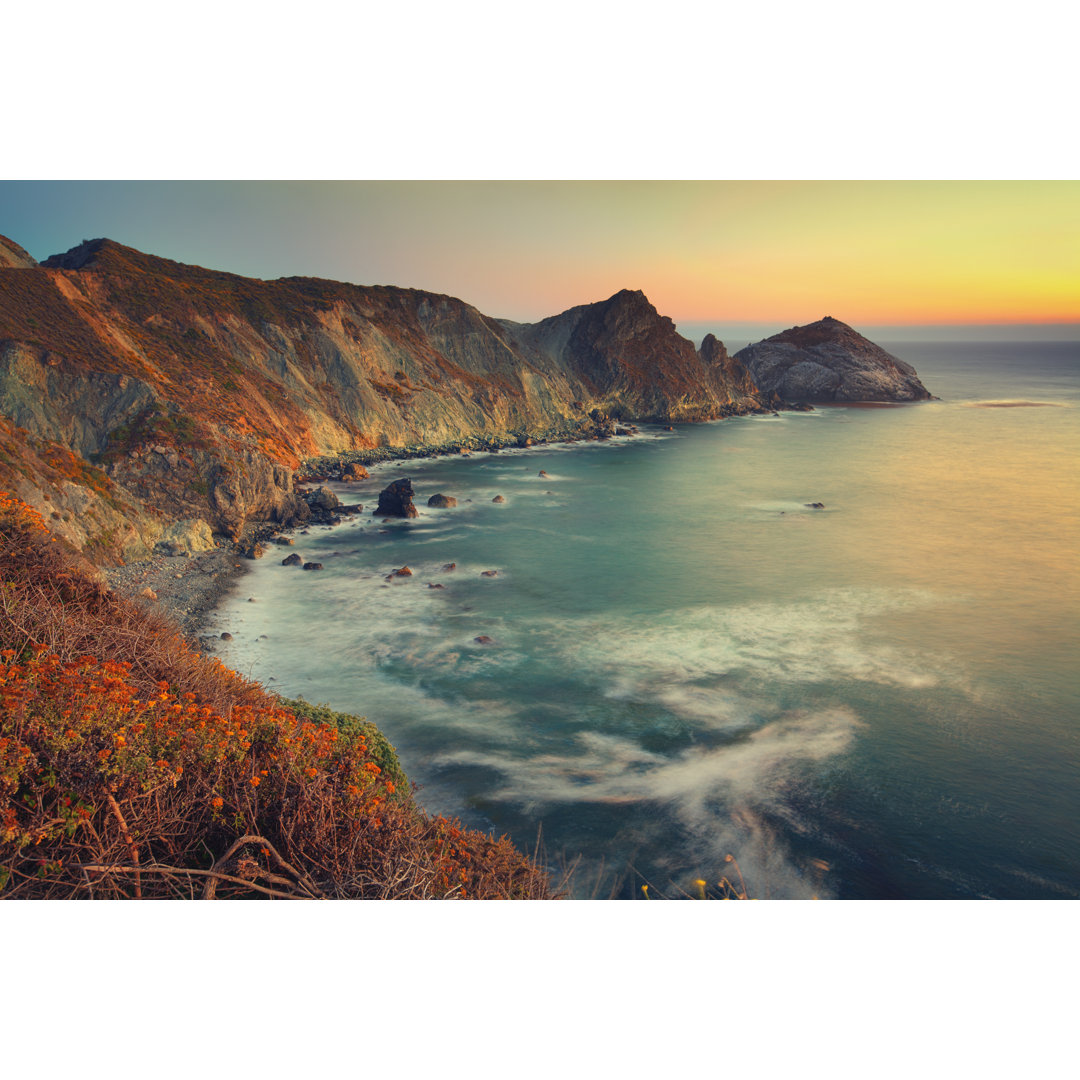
[735, 316, 933, 403]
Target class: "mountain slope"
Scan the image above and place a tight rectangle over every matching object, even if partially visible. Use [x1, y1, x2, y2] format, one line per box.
[0, 236, 766, 551]
[0, 235, 932, 563]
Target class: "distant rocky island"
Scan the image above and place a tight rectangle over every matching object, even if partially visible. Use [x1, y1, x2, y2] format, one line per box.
[0, 234, 931, 567]
[736, 316, 933, 402]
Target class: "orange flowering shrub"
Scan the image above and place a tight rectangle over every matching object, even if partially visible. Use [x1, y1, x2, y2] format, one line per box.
[0, 493, 556, 899]
[0, 492, 48, 534]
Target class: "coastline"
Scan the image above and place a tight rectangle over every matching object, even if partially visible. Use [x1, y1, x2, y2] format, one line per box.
[103, 405, 785, 651]
[105, 424, 672, 648]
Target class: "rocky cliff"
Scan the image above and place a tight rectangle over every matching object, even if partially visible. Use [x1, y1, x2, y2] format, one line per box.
[500, 290, 763, 421]
[735, 316, 932, 403]
[0, 235, 767, 557]
[0, 234, 932, 564]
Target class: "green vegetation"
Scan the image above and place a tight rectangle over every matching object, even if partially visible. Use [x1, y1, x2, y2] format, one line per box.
[274, 695, 408, 795]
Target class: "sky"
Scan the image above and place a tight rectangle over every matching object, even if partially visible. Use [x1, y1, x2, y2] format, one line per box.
[2, 180, 1077, 342]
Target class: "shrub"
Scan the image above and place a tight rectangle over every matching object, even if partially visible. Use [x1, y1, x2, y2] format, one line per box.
[0, 493, 556, 899]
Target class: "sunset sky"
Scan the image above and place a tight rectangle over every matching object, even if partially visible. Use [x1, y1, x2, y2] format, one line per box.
[2, 180, 1077, 338]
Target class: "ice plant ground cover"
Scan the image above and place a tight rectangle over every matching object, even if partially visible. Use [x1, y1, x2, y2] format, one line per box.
[0, 493, 555, 899]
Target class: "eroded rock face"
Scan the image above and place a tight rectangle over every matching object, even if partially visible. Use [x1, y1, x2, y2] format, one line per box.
[373, 478, 418, 518]
[502, 289, 767, 422]
[155, 518, 216, 557]
[735, 317, 932, 403]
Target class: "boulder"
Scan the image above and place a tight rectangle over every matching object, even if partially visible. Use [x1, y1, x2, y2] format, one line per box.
[480, 570, 498, 577]
[427, 493, 458, 508]
[442, 562, 457, 572]
[302, 562, 323, 571]
[342, 463, 369, 481]
[282, 553, 302, 566]
[373, 478, 418, 518]
[154, 518, 216, 557]
[427, 583, 445, 589]
[473, 635, 495, 645]
[390, 566, 413, 577]
[538, 470, 549, 478]
[492, 495, 505, 504]
[220, 632, 233, 641]
[805, 502, 826, 509]
[306, 485, 342, 512]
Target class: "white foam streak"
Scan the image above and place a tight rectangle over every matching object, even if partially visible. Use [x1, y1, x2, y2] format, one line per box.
[556, 588, 949, 695]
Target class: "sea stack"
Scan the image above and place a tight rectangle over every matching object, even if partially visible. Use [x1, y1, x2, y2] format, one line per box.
[373, 478, 418, 518]
[735, 317, 932, 403]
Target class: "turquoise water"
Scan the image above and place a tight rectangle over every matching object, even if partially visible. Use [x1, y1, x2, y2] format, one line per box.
[214, 342, 1080, 898]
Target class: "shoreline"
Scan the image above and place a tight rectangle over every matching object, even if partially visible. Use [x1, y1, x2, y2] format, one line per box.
[105, 426, 662, 645]
[102, 412, 761, 649]
[102, 546, 252, 649]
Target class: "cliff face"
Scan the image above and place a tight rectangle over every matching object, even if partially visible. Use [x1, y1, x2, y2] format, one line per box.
[735, 316, 933, 403]
[0, 237, 769, 553]
[501, 291, 761, 421]
[0, 235, 932, 563]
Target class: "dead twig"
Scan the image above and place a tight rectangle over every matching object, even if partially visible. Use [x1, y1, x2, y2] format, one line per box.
[105, 793, 141, 899]
[202, 834, 324, 899]
[77, 862, 315, 900]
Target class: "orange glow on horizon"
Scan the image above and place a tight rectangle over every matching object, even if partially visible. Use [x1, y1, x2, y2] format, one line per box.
[5, 180, 1075, 329]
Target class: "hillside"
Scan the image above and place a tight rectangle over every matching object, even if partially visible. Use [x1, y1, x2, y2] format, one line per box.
[0, 493, 555, 898]
[0, 235, 767, 559]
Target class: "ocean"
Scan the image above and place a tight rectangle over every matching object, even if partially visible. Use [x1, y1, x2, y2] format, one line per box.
[213, 341, 1080, 899]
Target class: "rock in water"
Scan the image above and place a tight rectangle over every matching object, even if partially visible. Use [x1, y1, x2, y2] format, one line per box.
[342, 463, 369, 481]
[427, 493, 458, 508]
[735, 317, 932, 403]
[281, 553, 302, 566]
[373, 478, 418, 518]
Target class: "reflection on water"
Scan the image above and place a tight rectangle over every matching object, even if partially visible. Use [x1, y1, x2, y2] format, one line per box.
[215, 342, 1080, 898]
